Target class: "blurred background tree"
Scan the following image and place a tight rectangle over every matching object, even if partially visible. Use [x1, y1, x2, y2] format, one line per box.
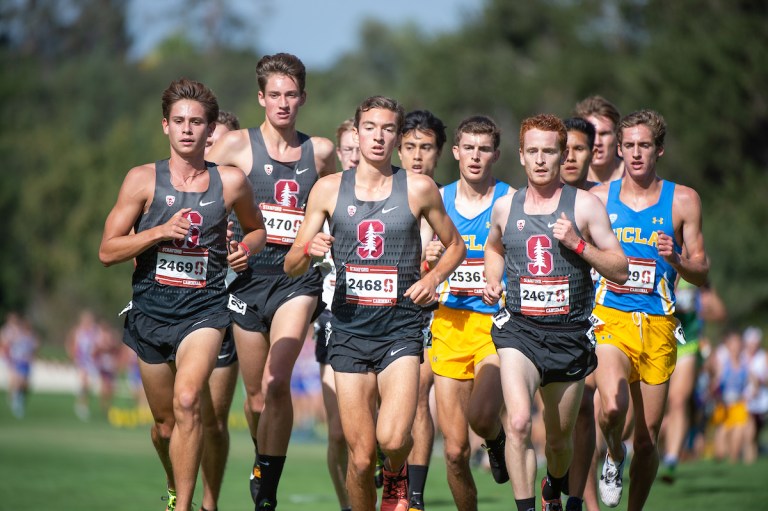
[1, 0, 765, 346]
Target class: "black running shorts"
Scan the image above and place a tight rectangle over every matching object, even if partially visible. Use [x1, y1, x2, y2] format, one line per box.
[228, 268, 325, 333]
[123, 307, 231, 364]
[327, 326, 423, 374]
[491, 311, 597, 386]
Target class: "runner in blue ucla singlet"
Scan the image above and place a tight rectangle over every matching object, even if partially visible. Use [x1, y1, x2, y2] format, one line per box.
[590, 110, 710, 510]
[428, 115, 514, 509]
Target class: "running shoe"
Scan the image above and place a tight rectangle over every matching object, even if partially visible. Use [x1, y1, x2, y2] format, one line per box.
[256, 497, 277, 509]
[598, 444, 626, 508]
[250, 462, 262, 504]
[481, 430, 510, 484]
[407, 495, 425, 511]
[541, 476, 563, 511]
[380, 463, 409, 511]
[162, 487, 176, 511]
[374, 444, 386, 489]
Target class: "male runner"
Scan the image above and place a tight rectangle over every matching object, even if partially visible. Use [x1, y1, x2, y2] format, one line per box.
[428, 115, 513, 511]
[560, 117, 596, 190]
[99, 78, 265, 511]
[397, 109, 448, 509]
[483, 114, 628, 511]
[557, 116, 600, 511]
[200, 109, 241, 511]
[574, 96, 624, 185]
[206, 52, 336, 509]
[284, 96, 465, 511]
[313, 118, 359, 511]
[591, 109, 709, 510]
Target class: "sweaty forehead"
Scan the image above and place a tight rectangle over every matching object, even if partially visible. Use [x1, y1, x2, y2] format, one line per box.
[567, 130, 589, 145]
[360, 108, 398, 125]
[263, 73, 301, 93]
[523, 129, 559, 148]
[621, 124, 654, 142]
[456, 131, 493, 147]
[587, 114, 616, 132]
[402, 129, 436, 144]
[169, 99, 206, 118]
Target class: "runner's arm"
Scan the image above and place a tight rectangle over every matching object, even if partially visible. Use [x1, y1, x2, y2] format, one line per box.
[404, 177, 465, 305]
[99, 165, 191, 266]
[312, 136, 338, 177]
[482, 199, 508, 306]
[284, 177, 336, 277]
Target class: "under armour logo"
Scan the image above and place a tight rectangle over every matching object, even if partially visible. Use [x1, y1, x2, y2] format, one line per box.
[652, 217, 664, 224]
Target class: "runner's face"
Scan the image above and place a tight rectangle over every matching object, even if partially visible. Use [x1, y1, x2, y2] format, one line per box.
[205, 122, 232, 157]
[618, 124, 664, 180]
[162, 100, 212, 157]
[336, 130, 360, 170]
[258, 74, 305, 129]
[586, 114, 618, 169]
[452, 132, 498, 185]
[355, 108, 400, 165]
[519, 129, 563, 187]
[561, 130, 592, 186]
[398, 129, 440, 177]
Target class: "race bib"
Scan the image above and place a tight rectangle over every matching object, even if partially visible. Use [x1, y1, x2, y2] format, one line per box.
[345, 264, 398, 306]
[447, 258, 486, 296]
[228, 294, 247, 315]
[260, 203, 305, 245]
[492, 307, 511, 329]
[155, 246, 208, 288]
[606, 257, 656, 294]
[519, 275, 569, 316]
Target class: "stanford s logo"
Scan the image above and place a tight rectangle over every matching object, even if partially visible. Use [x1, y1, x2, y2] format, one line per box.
[526, 234, 553, 275]
[274, 179, 299, 207]
[357, 219, 385, 259]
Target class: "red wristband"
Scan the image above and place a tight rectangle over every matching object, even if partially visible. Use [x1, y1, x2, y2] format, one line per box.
[422, 260, 431, 273]
[303, 243, 311, 258]
[238, 242, 251, 257]
[574, 239, 586, 255]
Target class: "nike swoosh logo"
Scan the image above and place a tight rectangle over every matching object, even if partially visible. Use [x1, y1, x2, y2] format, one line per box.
[217, 353, 229, 360]
[566, 367, 582, 376]
[191, 318, 210, 328]
[382, 206, 398, 214]
[547, 222, 557, 228]
[296, 168, 309, 174]
[390, 347, 407, 356]
[200, 200, 215, 207]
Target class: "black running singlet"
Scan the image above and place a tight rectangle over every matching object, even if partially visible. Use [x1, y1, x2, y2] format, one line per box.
[230, 128, 318, 271]
[132, 159, 229, 321]
[329, 168, 422, 339]
[502, 184, 594, 324]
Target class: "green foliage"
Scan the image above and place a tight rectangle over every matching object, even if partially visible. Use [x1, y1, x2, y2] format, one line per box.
[1, 0, 766, 338]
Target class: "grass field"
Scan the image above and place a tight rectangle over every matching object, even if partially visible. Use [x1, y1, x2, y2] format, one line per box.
[1, 390, 766, 511]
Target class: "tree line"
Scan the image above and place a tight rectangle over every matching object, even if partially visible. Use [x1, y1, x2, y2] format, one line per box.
[1, 0, 766, 343]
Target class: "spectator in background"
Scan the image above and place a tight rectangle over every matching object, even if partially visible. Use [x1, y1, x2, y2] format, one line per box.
[744, 327, 767, 463]
[710, 328, 751, 463]
[66, 310, 99, 421]
[1, 312, 39, 418]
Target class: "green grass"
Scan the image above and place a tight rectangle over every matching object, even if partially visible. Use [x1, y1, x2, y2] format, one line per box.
[1, 390, 766, 510]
